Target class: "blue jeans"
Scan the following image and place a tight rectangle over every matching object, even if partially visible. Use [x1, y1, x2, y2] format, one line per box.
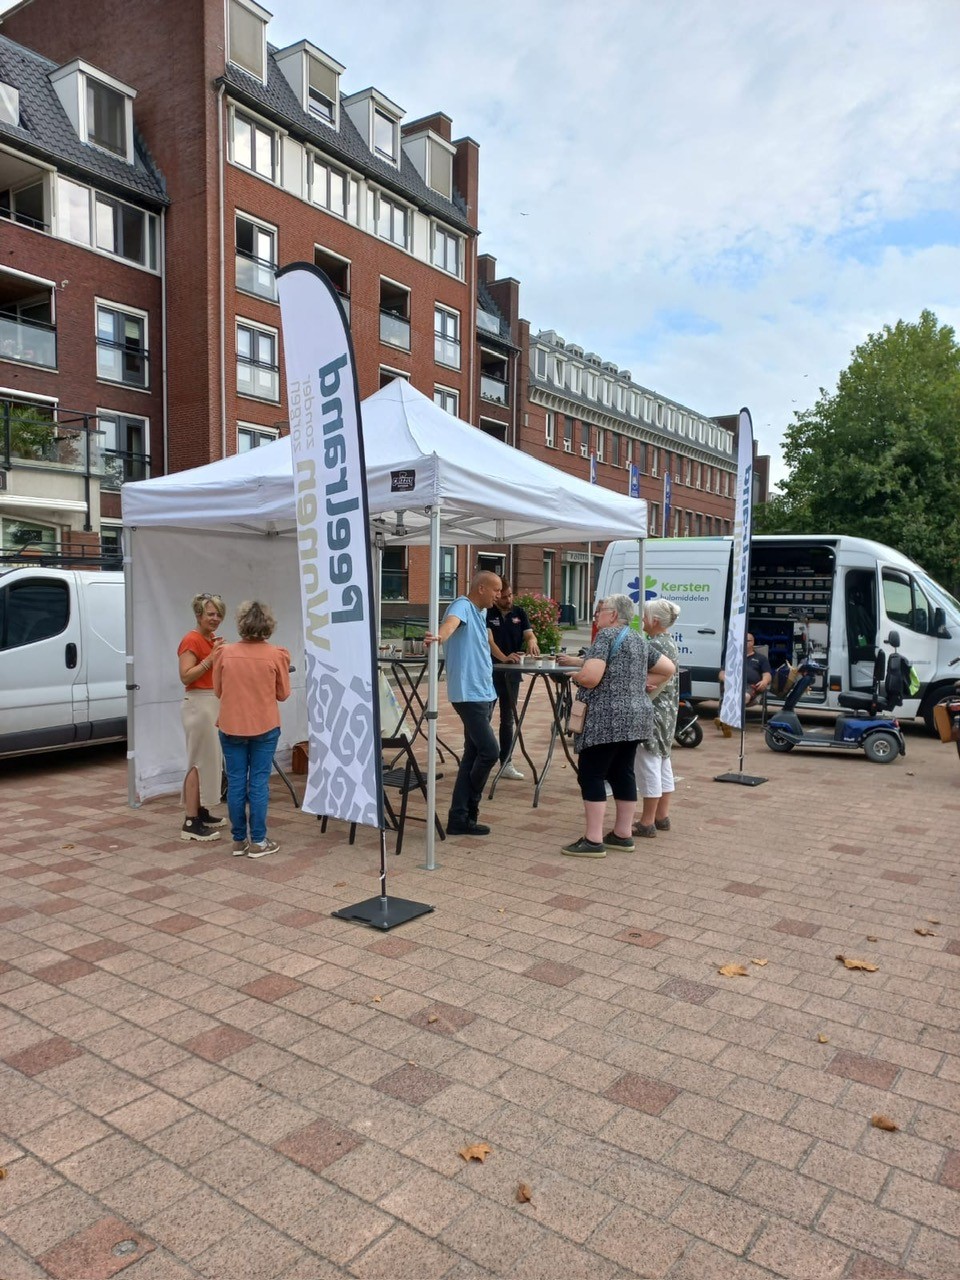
[448, 701, 498, 825]
[219, 727, 280, 843]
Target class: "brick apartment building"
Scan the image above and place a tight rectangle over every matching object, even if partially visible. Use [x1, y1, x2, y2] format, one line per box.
[1, 0, 756, 621]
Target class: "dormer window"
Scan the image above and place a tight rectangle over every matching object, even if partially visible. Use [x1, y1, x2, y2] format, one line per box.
[308, 59, 336, 123]
[228, 0, 269, 83]
[50, 61, 136, 165]
[275, 42, 343, 128]
[374, 108, 397, 162]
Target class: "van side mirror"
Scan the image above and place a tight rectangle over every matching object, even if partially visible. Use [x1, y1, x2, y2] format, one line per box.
[885, 630, 901, 649]
[934, 607, 951, 639]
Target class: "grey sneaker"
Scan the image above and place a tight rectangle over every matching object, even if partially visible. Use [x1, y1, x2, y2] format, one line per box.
[232, 840, 249, 856]
[500, 761, 525, 781]
[181, 817, 220, 842]
[603, 831, 635, 851]
[561, 836, 606, 858]
[248, 838, 280, 858]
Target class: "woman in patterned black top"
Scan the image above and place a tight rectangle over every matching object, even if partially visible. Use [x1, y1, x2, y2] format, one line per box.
[634, 598, 682, 838]
[556, 593, 675, 857]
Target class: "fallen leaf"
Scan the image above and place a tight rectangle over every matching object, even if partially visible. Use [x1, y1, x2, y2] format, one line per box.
[0, 1168, 6, 1179]
[914, 927, 937, 937]
[60, 844, 74, 850]
[871, 1114, 899, 1132]
[866, 935, 879, 942]
[497, 908, 506, 914]
[926, 917, 941, 925]
[333, 881, 347, 888]
[817, 1033, 829, 1044]
[836, 954, 879, 972]
[459, 1142, 492, 1163]
[751, 958, 768, 967]
[718, 963, 748, 977]
[427, 1015, 439, 1024]
[517, 1182, 533, 1204]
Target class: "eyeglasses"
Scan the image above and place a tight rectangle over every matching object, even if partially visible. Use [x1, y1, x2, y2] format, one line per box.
[594, 605, 612, 618]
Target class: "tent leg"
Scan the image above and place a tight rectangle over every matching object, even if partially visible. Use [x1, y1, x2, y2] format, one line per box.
[422, 505, 442, 870]
[124, 534, 139, 809]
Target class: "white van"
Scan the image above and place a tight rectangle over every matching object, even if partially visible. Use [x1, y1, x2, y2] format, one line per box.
[595, 535, 960, 731]
[0, 567, 126, 758]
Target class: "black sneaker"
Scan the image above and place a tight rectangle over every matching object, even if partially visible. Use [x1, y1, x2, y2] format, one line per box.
[446, 819, 491, 836]
[561, 836, 606, 858]
[180, 817, 220, 843]
[198, 807, 227, 828]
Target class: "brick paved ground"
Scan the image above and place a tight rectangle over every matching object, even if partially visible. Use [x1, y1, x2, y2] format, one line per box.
[1, 693, 958, 1280]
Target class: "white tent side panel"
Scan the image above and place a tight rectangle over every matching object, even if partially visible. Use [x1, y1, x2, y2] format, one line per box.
[130, 526, 306, 802]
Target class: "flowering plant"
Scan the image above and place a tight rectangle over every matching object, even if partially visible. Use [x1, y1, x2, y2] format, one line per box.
[514, 592, 562, 653]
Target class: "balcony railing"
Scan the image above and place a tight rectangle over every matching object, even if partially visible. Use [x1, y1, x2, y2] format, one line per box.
[0, 313, 56, 368]
[100, 448, 150, 490]
[379, 310, 411, 351]
[96, 339, 148, 388]
[480, 372, 508, 404]
[237, 359, 279, 401]
[434, 336, 461, 369]
[381, 569, 409, 601]
[438, 572, 457, 599]
[235, 250, 278, 300]
[476, 308, 503, 337]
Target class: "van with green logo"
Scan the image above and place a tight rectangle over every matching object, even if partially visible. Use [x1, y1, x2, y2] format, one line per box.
[594, 535, 960, 731]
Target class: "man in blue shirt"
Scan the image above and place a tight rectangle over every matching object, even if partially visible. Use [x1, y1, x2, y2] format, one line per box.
[425, 570, 501, 835]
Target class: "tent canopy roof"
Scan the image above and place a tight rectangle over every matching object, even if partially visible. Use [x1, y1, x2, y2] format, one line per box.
[122, 380, 646, 545]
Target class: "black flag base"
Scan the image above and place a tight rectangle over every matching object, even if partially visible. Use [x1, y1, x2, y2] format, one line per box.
[714, 771, 768, 787]
[332, 894, 434, 931]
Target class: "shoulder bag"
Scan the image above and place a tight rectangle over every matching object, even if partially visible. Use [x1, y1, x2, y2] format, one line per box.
[568, 627, 630, 734]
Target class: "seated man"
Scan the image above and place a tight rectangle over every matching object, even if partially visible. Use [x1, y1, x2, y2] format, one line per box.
[715, 633, 773, 735]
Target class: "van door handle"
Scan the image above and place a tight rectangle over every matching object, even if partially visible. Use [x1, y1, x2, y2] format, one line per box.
[65, 643, 77, 669]
[697, 628, 716, 634]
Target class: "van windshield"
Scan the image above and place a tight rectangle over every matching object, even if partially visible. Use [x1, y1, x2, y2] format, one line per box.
[915, 570, 960, 623]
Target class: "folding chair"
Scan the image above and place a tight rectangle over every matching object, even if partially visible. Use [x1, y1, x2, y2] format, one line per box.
[319, 734, 444, 856]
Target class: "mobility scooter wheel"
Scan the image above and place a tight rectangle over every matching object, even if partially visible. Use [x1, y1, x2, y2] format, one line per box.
[675, 720, 703, 748]
[764, 727, 795, 753]
[863, 731, 900, 763]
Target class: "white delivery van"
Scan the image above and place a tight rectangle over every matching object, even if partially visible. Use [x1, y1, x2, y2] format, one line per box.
[0, 567, 126, 758]
[595, 535, 960, 731]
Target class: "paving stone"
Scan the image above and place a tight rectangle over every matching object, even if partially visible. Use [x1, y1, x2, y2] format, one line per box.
[3, 1035, 84, 1077]
[603, 1073, 680, 1115]
[274, 1115, 365, 1173]
[35, 1216, 155, 1280]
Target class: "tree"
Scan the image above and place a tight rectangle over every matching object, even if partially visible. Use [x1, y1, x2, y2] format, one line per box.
[758, 311, 960, 593]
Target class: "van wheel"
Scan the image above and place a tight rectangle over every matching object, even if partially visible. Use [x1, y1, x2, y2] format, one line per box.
[863, 731, 899, 763]
[765, 728, 795, 753]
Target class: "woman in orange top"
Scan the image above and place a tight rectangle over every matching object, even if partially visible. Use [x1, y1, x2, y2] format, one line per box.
[213, 600, 290, 858]
[177, 592, 226, 842]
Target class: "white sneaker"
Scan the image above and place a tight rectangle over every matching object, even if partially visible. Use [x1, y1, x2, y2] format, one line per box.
[248, 838, 280, 858]
[500, 761, 525, 781]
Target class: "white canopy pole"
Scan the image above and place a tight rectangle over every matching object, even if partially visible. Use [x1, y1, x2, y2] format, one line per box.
[423, 505, 441, 870]
[123, 529, 138, 808]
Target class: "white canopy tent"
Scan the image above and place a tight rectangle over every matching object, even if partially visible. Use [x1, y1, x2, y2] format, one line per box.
[122, 380, 647, 859]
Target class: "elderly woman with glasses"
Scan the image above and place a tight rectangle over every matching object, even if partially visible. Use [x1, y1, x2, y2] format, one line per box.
[556, 594, 675, 857]
[178, 592, 227, 842]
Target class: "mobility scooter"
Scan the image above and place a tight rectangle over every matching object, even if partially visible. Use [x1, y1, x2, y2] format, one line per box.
[764, 632, 908, 764]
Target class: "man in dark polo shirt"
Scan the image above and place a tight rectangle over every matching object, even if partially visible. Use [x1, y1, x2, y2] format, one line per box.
[486, 583, 539, 780]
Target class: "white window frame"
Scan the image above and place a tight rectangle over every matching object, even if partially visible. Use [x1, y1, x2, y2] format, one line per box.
[563, 416, 573, 453]
[433, 385, 459, 416]
[372, 190, 410, 249]
[95, 298, 149, 390]
[235, 210, 278, 301]
[373, 107, 399, 164]
[82, 71, 134, 164]
[314, 245, 351, 315]
[595, 427, 605, 463]
[236, 317, 280, 403]
[432, 225, 462, 277]
[379, 364, 410, 387]
[227, 0, 270, 83]
[309, 154, 349, 218]
[237, 421, 279, 452]
[544, 410, 555, 448]
[434, 304, 460, 370]
[96, 407, 150, 485]
[231, 108, 277, 182]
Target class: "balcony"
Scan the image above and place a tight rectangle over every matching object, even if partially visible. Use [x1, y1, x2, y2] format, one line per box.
[381, 569, 409, 601]
[237, 358, 279, 402]
[100, 448, 150, 490]
[380, 310, 410, 351]
[480, 372, 508, 405]
[235, 250, 278, 300]
[0, 313, 56, 368]
[476, 307, 504, 337]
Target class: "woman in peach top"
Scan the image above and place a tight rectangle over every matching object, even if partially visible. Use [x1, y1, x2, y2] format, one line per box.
[212, 600, 290, 858]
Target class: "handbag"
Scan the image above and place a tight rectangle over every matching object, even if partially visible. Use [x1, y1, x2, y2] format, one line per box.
[568, 627, 630, 735]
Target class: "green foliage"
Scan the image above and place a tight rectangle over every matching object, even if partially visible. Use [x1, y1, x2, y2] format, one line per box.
[5, 401, 55, 461]
[514, 591, 562, 653]
[771, 311, 960, 594]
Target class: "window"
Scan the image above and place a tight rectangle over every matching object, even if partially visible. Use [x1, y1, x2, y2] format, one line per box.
[0, 281, 56, 369]
[434, 306, 460, 369]
[439, 546, 456, 600]
[95, 194, 157, 269]
[307, 56, 338, 123]
[0, 575, 69, 649]
[381, 547, 407, 600]
[96, 303, 147, 387]
[434, 386, 458, 416]
[554, 357, 566, 388]
[580, 421, 589, 458]
[563, 416, 573, 453]
[238, 423, 278, 451]
[695, 462, 702, 490]
[881, 570, 935, 636]
[0, 179, 46, 232]
[479, 349, 508, 404]
[373, 191, 409, 248]
[567, 363, 581, 395]
[479, 416, 505, 442]
[57, 177, 90, 244]
[99, 523, 122, 567]
[651, 447, 659, 478]
[235, 214, 277, 300]
[379, 365, 409, 388]
[314, 246, 350, 318]
[586, 370, 598, 399]
[374, 108, 397, 162]
[610, 433, 621, 467]
[432, 226, 461, 276]
[86, 78, 126, 157]
[596, 428, 605, 463]
[427, 138, 452, 198]
[310, 156, 348, 217]
[649, 503, 659, 536]
[380, 279, 410, 351]
[233, 112, 276, 180]
[545, 410, 555, 448]
[236, 320, 279, 401]
[534, 348, 547, 379]
[228, 0, 267, 80]
[98, 411, 148, 487]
